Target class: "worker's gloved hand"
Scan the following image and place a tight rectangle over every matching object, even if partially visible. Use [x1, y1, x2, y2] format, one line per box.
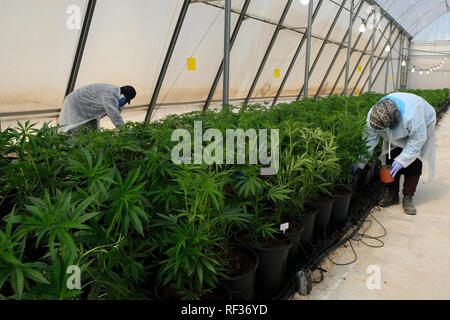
[351, 164, 360, 175]
[126, 132, 134, 136]
[390, 160, 403, 178]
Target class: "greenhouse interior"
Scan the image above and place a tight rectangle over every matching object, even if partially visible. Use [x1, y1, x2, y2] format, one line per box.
[1, 0, 450, 303]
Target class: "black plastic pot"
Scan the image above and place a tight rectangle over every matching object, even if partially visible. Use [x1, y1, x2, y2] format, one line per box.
[308, 198, 334, 240]
[344, 182, 357, 196]
[299, 209, 318, 244]
[221, 244, 259, 300]
[285, 222, 305, 273]
[330, 189, 352, 230]
[235, 232, 292, 299]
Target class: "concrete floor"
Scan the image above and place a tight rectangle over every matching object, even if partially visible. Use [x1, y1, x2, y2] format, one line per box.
[306, 113, 450, 300]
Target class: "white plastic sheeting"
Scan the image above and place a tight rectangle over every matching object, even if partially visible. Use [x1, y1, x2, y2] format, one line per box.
[374, 0, 450, 37]
[414, 12, 450, 42]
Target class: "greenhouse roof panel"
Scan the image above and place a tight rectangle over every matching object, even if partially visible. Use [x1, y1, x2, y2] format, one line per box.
[374, 0, 450, 37]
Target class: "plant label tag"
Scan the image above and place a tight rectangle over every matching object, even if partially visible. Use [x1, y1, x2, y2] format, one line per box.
[280, 222, 289, 234]
[187, 58, 196, 71]
[274, 69, 280, 78]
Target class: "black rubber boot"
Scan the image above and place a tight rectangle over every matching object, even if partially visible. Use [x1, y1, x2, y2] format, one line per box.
[403, 195, 417, 215]
[379, 187, 400, 207]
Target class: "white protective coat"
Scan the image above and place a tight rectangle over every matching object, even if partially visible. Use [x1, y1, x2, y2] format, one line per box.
[58, 83, 125, 133]
[362, 92, 437, 182]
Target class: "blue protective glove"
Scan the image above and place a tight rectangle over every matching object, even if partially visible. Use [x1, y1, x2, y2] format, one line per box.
[390, 160, 403, 178]
[126, 132, 134, 136]
[351, 164, 360, 175]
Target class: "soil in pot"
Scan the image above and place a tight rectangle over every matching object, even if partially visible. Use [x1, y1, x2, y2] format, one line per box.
[330, 186, 352, 231]
[235, 232, 292, 299]
[219, 244, 259, 300]
[298, 207, 317, 245]
[308, 196, 334, 240]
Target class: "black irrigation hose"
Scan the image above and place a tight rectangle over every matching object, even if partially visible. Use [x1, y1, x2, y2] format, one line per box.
[276, 182, 386, 300]
[276, 100, 450, 300]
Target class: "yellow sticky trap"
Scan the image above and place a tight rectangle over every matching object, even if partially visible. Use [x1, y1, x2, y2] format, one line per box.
[358, 65, 362, 72]
[274, 69, 280, 78]
[356, 91, 360, 96]
[187, 58, 196, 71]
[392, 77, 395, 83]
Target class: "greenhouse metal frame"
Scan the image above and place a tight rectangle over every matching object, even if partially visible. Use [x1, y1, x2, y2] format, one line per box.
[1, 0, 449, 128]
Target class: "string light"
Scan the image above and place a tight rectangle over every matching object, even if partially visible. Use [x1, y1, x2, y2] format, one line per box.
[300, 0, 310, 5]
[385, 44, 391, 52]
[402, 60, 406, 67]
[359, 23, 366, 33]
[412, 56, 447, 75]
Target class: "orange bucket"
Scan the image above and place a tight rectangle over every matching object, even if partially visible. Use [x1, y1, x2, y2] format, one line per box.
[379, 168, 394, 183]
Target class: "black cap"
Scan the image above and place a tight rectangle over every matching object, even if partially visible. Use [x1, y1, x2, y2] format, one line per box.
[120, 86, 137, 105]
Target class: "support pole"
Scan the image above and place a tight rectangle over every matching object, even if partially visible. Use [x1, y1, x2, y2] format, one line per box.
[244, 0, 293, 105]
[369, 16, 376, 91]
[384, 23, 392, 94]
[348, 23, 389, 92]
[396, 33, 403, 90]
[303, 0, 314, 100]
[297, 0, 345, 100]
[203, 0, 251, 112]
[145, 0, 190, 123]
[314, 0, 364, 97]
[351, 21, 394, 95]
[343, 0, 354, 97]
[329, 11, 372, 96]
[403, 38, 412, 90]
[223, 0, 231, 107]
[65, 0, 97, 97]
[358, 29, 401, 94]
[272, 0, 324, 106]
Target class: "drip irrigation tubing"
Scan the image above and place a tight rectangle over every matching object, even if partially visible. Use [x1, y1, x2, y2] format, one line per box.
[274, 98, 449, 300]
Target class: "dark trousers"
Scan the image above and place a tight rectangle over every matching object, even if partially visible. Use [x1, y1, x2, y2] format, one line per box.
[387, 148, 422, 196]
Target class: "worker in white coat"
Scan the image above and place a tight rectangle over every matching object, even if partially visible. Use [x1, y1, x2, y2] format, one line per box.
[357, 92, 436, 215]
[58, 83, 136, 134]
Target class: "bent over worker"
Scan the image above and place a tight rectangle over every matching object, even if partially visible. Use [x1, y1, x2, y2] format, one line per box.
[58, 83, 136, 134]
[358, 92, 436, 215]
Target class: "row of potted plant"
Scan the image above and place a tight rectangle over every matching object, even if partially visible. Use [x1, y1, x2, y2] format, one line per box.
[0, 89, 448, 300]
